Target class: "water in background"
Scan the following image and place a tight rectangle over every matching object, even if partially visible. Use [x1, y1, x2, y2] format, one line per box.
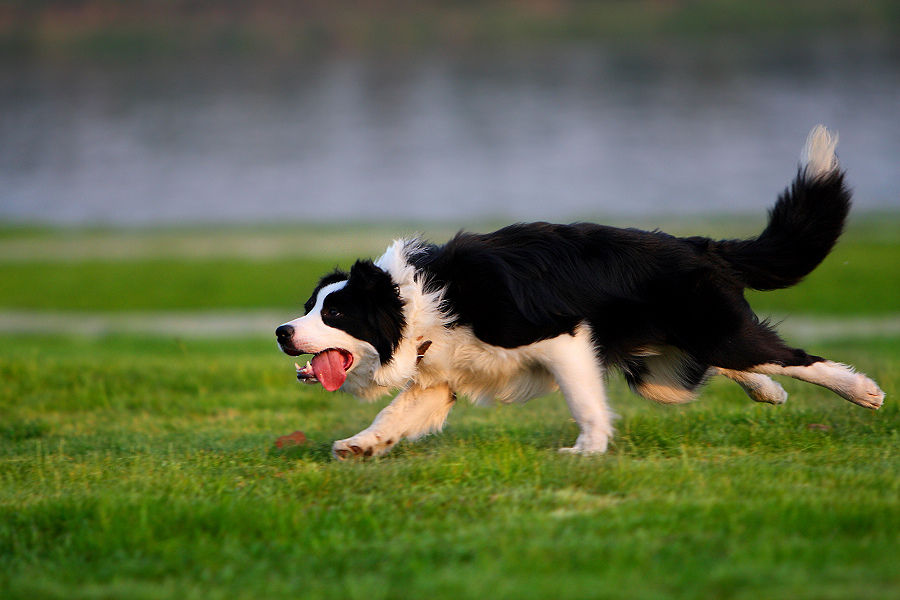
[1, 36, 898, 226]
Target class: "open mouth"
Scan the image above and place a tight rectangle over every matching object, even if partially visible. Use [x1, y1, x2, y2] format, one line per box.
[294, 348, 354, 392]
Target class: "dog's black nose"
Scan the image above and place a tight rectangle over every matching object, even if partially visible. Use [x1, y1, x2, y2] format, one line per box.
[275, 324, 294, 344]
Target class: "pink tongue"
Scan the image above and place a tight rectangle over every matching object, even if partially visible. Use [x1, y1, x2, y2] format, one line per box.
[311, 350, 348, 392]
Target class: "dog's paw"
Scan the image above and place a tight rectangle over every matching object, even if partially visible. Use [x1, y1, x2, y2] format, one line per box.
[749, 377, 788, 405]
[847, 374, 885, 410]
[558, 432, 608, 456]
[558, 446, 606, 456]
[332, 431, 396, 460]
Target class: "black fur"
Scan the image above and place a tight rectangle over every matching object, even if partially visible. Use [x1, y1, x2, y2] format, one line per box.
[408, 168, 846, 391]
[712, 168, 850, 290]
[304, 167, 847, 399]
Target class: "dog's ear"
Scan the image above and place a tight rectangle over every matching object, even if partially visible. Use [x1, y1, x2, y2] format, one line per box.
[321, 268, 349, 285]
[346, 259, 407, 362]
[349, 260, 394, 293]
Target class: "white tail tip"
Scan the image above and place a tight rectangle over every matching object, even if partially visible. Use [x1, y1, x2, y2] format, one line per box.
[801, 124, 839, 180]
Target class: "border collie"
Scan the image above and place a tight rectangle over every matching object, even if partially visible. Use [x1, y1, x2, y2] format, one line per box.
[276, 126, 884, 459]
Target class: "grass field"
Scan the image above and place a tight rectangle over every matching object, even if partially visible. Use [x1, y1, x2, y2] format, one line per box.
[1, 220, 898, 599]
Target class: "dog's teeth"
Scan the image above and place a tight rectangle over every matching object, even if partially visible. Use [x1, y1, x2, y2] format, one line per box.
[294, 362, 302, 371]
[306, 360, 312, 370]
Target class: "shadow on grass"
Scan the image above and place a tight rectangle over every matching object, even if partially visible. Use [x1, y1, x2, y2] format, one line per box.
[268, 439, 335, 462]
[0, 419, 51, 441]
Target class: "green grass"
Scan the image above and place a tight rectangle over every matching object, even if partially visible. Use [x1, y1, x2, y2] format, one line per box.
[0, 218, 898, 315]
[746, 238, 900, 315]
[1, 222, 898, 598]
[0, 259, 336, 312]
[0, 334, 897, 599]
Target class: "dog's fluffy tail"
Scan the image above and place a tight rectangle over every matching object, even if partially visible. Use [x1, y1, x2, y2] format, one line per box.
[714, 125, 851, 291]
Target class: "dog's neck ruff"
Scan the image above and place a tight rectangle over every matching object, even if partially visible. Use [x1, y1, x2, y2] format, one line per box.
[342, 238, 449, 400]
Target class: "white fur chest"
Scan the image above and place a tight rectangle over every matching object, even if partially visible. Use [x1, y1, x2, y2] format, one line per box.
[416, 327, 559, 405]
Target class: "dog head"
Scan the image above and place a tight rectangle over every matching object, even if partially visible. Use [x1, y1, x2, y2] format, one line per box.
[276, 260, 406, 395]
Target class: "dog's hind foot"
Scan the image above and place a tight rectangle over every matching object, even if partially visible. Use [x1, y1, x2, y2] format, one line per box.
[745, 378, 788, 405]
[716, 368, 788, 405]
[844, 372, 885, 410]
[750, 361, 884, 410]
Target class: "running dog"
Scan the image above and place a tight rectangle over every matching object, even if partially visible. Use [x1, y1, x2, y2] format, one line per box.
[276, 125, 884, 459]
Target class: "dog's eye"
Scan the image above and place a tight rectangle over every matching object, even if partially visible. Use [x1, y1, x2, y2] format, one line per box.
[323, 308, 342, 319]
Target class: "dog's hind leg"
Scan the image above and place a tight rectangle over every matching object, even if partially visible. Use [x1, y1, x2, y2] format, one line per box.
[700, 318, 883, 409]
[715, 368, 788, 405]
[332, 383, 456, 459]
[624, 347, 710, 405]
[538, 324, 614, 455]
[749, 361, 884, 409]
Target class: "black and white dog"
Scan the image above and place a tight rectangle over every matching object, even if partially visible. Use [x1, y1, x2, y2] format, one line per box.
[276, 126, 884, 459]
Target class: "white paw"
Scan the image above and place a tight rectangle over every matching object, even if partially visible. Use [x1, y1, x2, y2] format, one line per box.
[751, 380, 788, 405]
[731, 372, 787, 405]
[558, 432, 609, 455]
[847, 375, 885, 410]
[332, 431, 396, 460]
[558, 446, 606, 455]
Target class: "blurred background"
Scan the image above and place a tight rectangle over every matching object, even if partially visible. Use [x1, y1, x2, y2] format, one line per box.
[1, 0, 898, 227]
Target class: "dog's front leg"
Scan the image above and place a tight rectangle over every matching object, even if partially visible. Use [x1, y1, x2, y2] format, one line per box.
[332, 383, 456, 460]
